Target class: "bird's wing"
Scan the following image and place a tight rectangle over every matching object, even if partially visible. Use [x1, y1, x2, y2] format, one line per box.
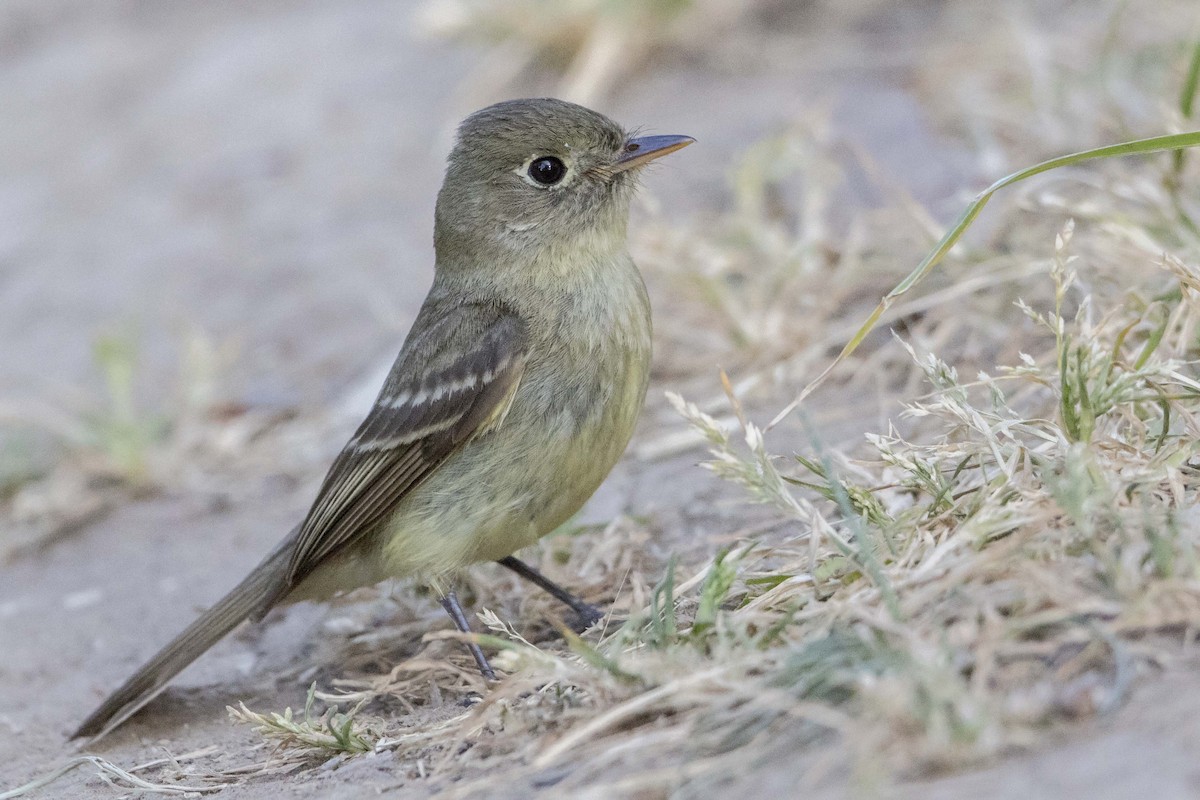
[285, 302, 528, 586]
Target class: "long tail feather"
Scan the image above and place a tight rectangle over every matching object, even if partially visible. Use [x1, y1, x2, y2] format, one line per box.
[72, 531, 296, 741]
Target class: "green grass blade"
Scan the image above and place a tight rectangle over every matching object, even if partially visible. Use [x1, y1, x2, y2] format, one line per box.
[1172, 41, 1200, 177]
[770, 130, 1200, 429]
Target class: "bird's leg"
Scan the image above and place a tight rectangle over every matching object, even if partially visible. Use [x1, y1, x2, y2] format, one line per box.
[497, 556, 604, 631]
[440, 591, 496, 681]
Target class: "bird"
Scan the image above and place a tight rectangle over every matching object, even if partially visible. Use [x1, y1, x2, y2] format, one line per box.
[72, 97, 693, 740]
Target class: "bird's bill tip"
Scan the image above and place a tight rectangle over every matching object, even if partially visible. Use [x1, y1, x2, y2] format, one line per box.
[612, 134, 695, 172]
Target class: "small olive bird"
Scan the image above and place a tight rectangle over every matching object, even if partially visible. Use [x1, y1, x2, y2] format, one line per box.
[73, 98, 692, 740]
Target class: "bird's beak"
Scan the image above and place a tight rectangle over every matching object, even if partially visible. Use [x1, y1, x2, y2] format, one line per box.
[611, 134, 695, 173]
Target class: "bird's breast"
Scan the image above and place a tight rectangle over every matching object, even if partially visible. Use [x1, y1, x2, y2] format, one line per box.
[520, 257, 652, 437]
[378, 255, 652, 581]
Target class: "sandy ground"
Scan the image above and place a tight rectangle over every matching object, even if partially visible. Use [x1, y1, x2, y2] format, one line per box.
[2, 1, 1197, 797]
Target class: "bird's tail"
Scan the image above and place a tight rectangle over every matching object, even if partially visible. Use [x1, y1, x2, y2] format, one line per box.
[72, 530, 297, 741]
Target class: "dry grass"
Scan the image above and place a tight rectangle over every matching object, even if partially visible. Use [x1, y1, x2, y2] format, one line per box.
[414, 0, 757, 106]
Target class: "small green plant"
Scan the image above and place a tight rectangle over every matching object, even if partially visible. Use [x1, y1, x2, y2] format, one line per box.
[82, 332, 168, 485]
[228, 684, 377, 757]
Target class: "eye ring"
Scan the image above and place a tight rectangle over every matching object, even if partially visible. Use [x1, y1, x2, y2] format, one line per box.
[527, 156, 567, 186]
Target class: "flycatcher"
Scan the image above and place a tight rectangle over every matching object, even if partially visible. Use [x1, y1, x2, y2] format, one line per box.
[73, 98, 693, 740]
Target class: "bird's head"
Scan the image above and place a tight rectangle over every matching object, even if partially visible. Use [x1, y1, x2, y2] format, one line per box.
[434, 98, 692, 265]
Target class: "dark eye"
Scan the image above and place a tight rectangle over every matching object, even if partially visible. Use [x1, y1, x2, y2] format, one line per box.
[528, 156, 566, 186]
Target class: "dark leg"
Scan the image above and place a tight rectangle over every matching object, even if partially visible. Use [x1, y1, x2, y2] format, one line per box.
[497, 556, 605, 630]
[440, 591, 496, 681]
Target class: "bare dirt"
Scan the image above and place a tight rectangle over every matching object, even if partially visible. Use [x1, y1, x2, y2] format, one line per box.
[2, 2, 1197, 798]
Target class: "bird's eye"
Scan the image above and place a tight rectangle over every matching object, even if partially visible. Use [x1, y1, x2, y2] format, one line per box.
[528, 156, 566, 186]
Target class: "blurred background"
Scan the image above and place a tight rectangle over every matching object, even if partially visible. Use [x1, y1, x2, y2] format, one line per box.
[3, 0, 1200, 797]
